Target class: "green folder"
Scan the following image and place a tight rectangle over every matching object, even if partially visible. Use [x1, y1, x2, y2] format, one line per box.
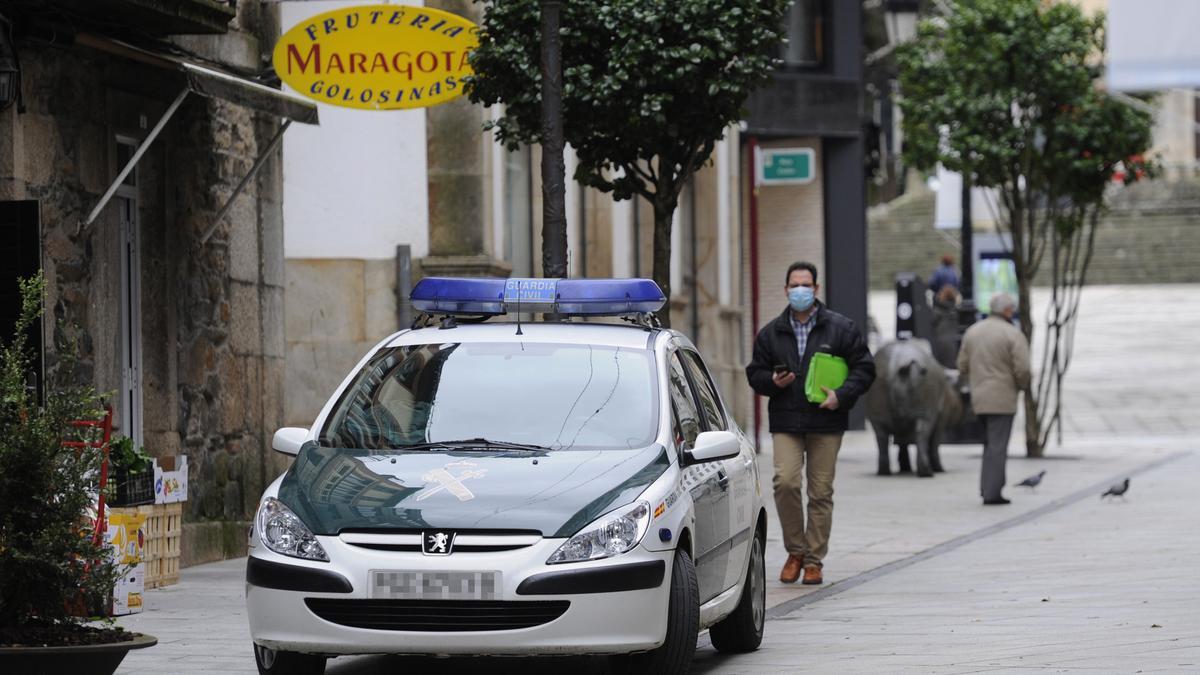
[804, 352, 849, 404]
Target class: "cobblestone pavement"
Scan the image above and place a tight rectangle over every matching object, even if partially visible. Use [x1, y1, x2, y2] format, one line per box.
[114, 285, 1200, 673]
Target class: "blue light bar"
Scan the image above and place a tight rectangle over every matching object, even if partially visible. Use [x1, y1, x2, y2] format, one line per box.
[554, 279, 666, 314]
[410, 277, 666, 317]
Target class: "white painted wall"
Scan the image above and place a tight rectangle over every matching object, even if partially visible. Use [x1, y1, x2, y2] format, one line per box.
[280, 1, 430, 260]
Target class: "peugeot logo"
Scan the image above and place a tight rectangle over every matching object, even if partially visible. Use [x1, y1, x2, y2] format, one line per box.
[422, 530, 455, 556]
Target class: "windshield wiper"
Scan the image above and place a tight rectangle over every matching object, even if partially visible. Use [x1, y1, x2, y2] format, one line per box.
[398, 438, 553, 453]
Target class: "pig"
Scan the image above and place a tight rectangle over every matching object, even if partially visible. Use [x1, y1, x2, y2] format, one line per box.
[865, 339, 963, 477]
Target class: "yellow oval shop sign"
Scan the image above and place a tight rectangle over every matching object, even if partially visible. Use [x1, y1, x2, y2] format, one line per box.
[273, 4, 477, 111]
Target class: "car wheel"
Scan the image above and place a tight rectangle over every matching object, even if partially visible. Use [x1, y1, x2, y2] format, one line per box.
[709, 526, 765, 653]
[623, 548, 699, 674]
[253, 643, 326, 675]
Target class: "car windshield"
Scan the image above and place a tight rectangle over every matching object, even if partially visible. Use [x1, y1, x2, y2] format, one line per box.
[320, 341, 658, 451]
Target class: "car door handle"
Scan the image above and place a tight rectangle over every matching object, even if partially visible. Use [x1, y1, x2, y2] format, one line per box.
[717, 470, 729, 491]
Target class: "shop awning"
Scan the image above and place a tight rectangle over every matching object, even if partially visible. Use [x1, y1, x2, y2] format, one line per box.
[180, 61, 318, 125]
[79, 34, 319, 238]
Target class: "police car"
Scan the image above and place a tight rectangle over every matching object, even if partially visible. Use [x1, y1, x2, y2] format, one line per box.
[247, 278, 767, 674]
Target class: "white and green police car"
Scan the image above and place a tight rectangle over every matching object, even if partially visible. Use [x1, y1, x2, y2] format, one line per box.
[247, 278, 767, 674]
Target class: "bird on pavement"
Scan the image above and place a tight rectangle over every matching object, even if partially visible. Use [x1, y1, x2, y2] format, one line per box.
[1015, 470, 1046, 490]
[1101, 478, 1130, 500]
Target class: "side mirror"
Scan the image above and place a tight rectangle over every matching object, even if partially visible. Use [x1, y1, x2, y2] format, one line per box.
[272, 427, 309, 456]
[686, 430, 741, 464]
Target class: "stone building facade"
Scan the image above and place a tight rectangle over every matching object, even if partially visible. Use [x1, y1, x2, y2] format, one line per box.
[0, 0, 314, 565]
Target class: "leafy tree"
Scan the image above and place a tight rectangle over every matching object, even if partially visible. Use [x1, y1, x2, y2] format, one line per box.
[898, 0, 1155, 455]
[465, 0, 789, 327]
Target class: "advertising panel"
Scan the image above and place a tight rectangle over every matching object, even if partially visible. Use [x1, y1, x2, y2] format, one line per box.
[273, 4, 478, 111]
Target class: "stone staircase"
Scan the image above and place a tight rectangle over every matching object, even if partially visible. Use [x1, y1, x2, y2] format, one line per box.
[868, 179, 1200, 289]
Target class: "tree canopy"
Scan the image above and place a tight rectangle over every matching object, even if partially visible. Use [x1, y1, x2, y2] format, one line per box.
[899, 0, 1152, 212]
[897, 0, 1155, 454]
[465, 0, 789, 326]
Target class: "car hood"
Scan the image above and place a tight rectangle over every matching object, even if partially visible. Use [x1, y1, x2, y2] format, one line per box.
[277, 443, 671, 538]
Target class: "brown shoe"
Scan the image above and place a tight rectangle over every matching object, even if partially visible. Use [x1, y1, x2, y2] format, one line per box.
[780, 555, 803, 583]
[802, 564, 823, 585]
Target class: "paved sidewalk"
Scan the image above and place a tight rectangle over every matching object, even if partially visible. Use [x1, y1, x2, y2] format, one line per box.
[869, 285, 1200, 438]
[753, 431, 1190, 615]
[693, 449, 1200, 673]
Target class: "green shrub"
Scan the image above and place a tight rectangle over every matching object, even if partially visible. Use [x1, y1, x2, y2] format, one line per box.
[0, 273, 127, 637]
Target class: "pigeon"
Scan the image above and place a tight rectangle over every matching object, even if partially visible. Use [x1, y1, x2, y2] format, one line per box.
[1015, 470, 1046, 490]
[1101, 478, 1130, 500]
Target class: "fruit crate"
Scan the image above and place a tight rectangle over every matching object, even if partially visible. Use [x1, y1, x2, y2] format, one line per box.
[109, 466, 156, 507]
[140, 503, 183, 588]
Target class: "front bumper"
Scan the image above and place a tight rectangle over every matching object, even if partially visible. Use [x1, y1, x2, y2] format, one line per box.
[246, 537, 673, 656]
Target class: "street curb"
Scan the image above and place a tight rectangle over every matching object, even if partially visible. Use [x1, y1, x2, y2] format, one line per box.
[760, 450, 1191, 621]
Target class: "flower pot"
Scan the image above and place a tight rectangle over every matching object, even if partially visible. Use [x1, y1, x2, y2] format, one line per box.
[0, 632, 156, 675]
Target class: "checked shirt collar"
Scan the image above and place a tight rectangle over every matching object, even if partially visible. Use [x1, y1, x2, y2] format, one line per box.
[790, 305, 819, 361]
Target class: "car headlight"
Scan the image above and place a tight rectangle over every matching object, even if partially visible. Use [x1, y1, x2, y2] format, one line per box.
[255, 497, 328, 562]
[547, 501, 651, 564]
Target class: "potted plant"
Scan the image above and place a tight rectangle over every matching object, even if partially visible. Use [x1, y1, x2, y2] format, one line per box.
[0, 274, 156, 673]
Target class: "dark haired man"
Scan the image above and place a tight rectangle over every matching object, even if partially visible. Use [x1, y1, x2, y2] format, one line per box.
[929, 253, 960, 294]
[745, 262, 875, 585]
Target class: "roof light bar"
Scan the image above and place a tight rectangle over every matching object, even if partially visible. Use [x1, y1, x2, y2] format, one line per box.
[410, 277, 666, 317]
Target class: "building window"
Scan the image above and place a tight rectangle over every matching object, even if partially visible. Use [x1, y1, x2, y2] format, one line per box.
[781, 0, 825, 69]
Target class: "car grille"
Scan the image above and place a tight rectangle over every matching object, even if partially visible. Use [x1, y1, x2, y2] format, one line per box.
[304, 598, 570, 632]
[338, 532, 540, 554]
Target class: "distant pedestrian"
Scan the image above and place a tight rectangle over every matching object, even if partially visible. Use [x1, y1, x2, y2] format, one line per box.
[746, 261, 876, 585]
[930, 284, 961, 368]
[929, 254, 960, 295]
[957, 293, 1031, 505]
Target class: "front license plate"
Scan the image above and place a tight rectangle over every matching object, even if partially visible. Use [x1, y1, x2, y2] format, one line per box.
[370, 570, 501, 600]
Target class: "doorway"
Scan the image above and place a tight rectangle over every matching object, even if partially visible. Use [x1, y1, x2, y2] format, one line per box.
[0, 200, 43, 401]
[116, 137, 143, 448]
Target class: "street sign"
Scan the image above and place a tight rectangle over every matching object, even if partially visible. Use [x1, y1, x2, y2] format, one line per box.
[757, 148, 816, 186]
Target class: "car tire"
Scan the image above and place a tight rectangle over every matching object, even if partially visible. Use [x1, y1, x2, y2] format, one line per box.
[623, 548, 699, 675]
[253, 643, 326, 675]
[709, 527, 765, 653]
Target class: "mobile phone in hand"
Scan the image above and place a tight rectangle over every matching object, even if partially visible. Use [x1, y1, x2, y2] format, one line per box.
[773, 364, 790, 375]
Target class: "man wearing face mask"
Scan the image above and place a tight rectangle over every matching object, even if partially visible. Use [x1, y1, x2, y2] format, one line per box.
[745, 261, 875, 585]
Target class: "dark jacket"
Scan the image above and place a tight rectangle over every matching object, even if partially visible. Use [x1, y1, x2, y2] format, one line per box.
[745, 303, 876, 434]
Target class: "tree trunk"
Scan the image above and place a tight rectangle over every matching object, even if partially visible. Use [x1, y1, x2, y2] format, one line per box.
[538, 0, 567, 279]
[652, 196, 676, 328]
[1010, 203, 1043, 458]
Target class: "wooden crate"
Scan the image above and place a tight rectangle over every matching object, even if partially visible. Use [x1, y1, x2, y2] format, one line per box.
[140, 502, 183, 589]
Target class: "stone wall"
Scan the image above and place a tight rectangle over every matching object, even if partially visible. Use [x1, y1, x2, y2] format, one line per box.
[0, 5, 290, 568]
[284, 258, 398, 427]
[173, 95, 289, 567]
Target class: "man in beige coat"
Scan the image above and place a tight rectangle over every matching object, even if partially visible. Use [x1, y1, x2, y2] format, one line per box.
[958, 293, 1031, 505]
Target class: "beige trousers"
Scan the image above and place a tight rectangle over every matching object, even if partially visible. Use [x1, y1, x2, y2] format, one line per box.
[771, 432, 843, 567]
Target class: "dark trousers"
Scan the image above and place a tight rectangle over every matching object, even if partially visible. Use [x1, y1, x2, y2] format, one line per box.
[979, 414, 1014, 500]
